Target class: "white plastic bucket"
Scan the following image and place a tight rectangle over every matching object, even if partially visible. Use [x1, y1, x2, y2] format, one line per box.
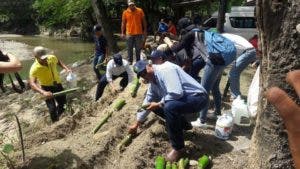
[215, 113, 234, 140]
[232, 96, 251, 126]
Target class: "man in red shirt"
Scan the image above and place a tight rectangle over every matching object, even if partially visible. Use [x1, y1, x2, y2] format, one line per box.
[121, 1, 147, 65]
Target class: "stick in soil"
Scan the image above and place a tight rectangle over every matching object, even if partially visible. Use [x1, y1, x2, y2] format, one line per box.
[14, 115, 25, 163]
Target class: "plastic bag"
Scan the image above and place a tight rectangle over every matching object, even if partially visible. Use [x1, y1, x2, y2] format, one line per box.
[66, 72, 77, 88]
[232, 96, 250, 126]
[247, 66, 260, 118]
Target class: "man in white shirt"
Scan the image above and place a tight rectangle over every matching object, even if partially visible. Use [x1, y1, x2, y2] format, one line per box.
[95, 53, 134, 101]
[222, 33, 257, 99]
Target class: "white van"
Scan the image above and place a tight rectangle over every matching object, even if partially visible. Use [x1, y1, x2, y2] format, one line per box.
[203, 6, 257, 40]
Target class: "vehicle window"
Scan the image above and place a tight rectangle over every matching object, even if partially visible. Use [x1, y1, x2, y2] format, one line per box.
[203, 18, 217, 28]
[229, 17, 256, 28]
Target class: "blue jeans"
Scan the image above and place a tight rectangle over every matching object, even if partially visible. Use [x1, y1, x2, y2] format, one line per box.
[156, 93, 208, 150]
[191, 57, 206, 81]
[200, 60, 225, 123]
[229, 49, 256, 98]
[126, 35, 143, 63]
[93, 53, 105, 80]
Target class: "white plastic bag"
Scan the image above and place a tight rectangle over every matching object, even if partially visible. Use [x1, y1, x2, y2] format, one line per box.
[66, 72, 77, 88]
[232, 96, 251, 126]
[247, 66, 260, 118]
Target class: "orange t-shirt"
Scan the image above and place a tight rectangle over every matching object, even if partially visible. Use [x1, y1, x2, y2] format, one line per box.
[122, 7, 145, 35]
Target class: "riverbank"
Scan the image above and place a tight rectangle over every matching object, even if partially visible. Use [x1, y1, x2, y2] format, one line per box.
[0, 55, 256, 168]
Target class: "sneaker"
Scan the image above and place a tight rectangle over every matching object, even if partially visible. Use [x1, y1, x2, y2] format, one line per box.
[191, 118, 207, 128]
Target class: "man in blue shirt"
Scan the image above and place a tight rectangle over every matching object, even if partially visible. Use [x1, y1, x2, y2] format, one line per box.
[130, 59, 208, 162]
[93, 25, 108, 80]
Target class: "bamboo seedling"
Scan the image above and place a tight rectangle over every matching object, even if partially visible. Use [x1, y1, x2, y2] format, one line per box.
[93, 111, 113, 134]
[178, 158, 189, 169]
[137, 103, 150, 112]
[113, 99, 126, 111]
[40, 87, 80, 100]
[117, 134, 133, 151]
[155, 156, 165, 169]
[130, 78, 140, 97]
[166, 161, 171, 169]
[93, 99, 126, 134]
[172, 162, 177, 169]
[53, 87, 80, 97]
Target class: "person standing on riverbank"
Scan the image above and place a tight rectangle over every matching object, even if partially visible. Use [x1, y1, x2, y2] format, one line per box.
[29, 46, 71, 122]
[93, 24, 108, 80]
[121, 0, 147, 65]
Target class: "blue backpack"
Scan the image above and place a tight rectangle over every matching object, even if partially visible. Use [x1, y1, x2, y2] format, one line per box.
[193, 29, 236, 66]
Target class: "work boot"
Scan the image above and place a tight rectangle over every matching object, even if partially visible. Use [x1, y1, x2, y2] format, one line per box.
[166, 148, 185, 162]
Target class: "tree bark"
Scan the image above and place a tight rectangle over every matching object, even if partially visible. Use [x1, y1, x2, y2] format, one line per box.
[90, 0, 119, 53]
[249, 0, 300, 168]
[217, 0, 227, 33]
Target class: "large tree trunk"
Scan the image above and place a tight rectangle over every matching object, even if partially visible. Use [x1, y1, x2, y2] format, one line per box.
[217, 0, 227, 33]
[91, 0, 119, 53]
[249, 0, 300, 168]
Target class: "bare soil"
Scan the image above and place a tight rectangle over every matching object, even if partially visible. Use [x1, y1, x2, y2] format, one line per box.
[0, 57, 256, 169]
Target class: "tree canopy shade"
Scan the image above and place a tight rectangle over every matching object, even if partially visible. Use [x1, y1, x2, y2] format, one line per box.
[32, 0, 92, 28]
[0, 0, 38, 34]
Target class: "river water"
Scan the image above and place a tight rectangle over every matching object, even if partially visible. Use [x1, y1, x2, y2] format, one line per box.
[0, 35, 96, 79]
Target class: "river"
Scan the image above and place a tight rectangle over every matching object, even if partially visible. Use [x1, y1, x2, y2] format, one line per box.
[0, 35, 126, 80]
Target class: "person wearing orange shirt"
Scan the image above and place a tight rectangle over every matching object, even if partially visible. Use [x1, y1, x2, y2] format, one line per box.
[121, 0, 147, 65]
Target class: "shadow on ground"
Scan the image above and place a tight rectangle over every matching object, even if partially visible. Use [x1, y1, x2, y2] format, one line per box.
[19, 149, 90, 169]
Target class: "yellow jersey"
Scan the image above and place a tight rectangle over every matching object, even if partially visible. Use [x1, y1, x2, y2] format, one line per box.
[29, 55, 62, 86]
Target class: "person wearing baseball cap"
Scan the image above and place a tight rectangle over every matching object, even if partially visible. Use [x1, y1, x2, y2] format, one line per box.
[128, 0, 135, 5]
[121, 0, 147, 64]
[150, 49, 167, 65]
[93, 24, 108, 80]
[29, 46, 71, 122]
[95, 53, 134, 101]
[129, 59, 208, 162]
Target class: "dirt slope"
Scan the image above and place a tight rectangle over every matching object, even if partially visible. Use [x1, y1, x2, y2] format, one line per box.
[0, 60, 255, 169]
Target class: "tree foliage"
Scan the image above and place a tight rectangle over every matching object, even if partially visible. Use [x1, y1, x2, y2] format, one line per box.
[33, 0, 92, 28]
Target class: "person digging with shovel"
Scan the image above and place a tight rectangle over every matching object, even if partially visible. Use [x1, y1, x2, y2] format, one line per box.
[29, 46, 71, 122]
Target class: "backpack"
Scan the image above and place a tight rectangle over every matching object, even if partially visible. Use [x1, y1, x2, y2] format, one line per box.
[193, 29, 236, 66]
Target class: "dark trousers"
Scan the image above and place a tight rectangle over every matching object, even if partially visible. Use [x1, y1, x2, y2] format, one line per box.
[191, 57, 206, 82]
[42, 84, 66, 122]
[127, 35, 143, 63]
[93, 53, 105, 80]
[95, 72, 129, 101]
[153, 93, 208, 150]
